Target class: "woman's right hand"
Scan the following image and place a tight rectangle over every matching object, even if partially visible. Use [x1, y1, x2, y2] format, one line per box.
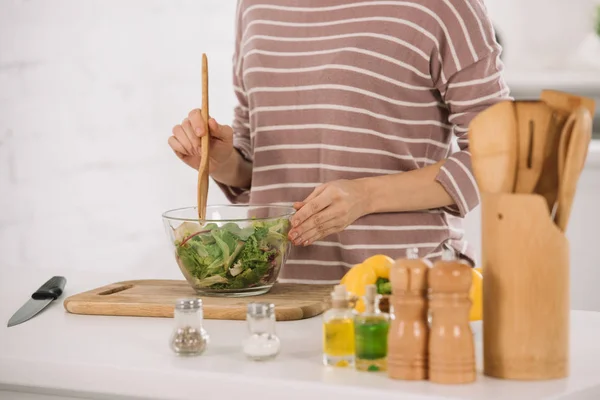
[168, 109, 234, 173]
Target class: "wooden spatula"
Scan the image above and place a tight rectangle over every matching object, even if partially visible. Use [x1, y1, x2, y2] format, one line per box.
[197, 53, 210, 221]
[536, 90, 596, 213]
[468, 100, 519, 193]
[513, 101, 554, 194]
[554, 106, 593, 232]
[540, 89, 596, 117]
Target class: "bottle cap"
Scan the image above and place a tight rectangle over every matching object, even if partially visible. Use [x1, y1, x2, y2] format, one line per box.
[442, 248, 456, 261]
[331, 284, 349, 300]
[247, 302, 275, 318]
[175, 298, 203, 310]
[365, 284, 377, 302]
[430, 249, 472, 294]
[364, 284, 378, 313]
[407, 247, 419, 259]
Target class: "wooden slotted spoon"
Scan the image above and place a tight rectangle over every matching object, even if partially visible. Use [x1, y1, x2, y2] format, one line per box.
[513, 101, 554, 194]
[197, 54, 210, 221]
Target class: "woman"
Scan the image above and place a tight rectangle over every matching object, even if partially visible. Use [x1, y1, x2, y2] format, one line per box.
[168, 0, 510, 283]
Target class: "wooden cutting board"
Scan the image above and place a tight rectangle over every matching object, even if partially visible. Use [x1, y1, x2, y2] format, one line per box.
[63, 280, 334, 321]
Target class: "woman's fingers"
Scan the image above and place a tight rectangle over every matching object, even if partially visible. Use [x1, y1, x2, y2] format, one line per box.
[289, 207, 340, 245]
[292, 211, 342, 246]
[171, 125, 195, 155]
[181, 118, 201, 155]
[208, 118, 234, 143]
[302, 225, 341, 246]
[168, 136, 200, 169]
[188, 109, 206, 138]
[188, 108, 233, 144]
[290, 185, 330, 228]
[168, 136, 188, 157]
[303, 187, 325, 205]
[170, 109, 235, 171]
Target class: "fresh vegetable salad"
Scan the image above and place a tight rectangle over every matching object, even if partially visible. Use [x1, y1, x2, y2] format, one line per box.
[173, 218, 291, 290]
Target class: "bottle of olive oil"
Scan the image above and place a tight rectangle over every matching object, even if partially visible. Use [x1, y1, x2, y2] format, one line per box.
[354, 284, 390, 372]
[323, 284, 356, 367]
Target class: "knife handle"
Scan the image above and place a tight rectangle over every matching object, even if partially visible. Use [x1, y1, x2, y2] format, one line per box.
[32, 276, 67, 300]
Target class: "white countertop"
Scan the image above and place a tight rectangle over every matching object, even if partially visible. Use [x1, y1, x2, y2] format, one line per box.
[2, 268, 600, 400]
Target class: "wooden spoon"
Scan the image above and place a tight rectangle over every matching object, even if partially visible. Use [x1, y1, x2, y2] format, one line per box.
[197, 53, 210, 221]
[557, 112, 578, 187]
[536, 91, 596, 213]
[513, 101, 554, 194]
[468, 100, 518, 193]
[554, 106, 593, 232]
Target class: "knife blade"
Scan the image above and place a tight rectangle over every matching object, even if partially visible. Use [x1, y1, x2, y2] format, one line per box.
[7, 276, 67, 327]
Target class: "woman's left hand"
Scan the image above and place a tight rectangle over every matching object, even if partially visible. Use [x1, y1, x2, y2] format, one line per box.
[288, 179, 371, 246]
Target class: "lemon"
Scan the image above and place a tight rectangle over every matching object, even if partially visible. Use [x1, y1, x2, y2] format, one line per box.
[469, 268, 483, 321]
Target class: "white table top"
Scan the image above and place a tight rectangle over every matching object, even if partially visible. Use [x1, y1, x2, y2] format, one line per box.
[1, 268, 600, 400]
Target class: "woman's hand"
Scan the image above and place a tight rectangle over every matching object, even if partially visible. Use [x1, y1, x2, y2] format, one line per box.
[168, 109, 234, 172]
[288, 179, 371, 246]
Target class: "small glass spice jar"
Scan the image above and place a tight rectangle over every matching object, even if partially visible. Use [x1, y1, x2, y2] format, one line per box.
[170, 298, 209, 356]
[242, 302, 281, 361]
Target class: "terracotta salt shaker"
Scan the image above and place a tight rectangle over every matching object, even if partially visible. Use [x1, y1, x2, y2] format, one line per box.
[387, 248, 431, 380]
[428, 249, 476, 384]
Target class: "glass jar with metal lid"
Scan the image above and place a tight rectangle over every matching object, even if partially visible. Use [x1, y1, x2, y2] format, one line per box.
[170, 298, 209, 356]
[242, 302, 280, 361]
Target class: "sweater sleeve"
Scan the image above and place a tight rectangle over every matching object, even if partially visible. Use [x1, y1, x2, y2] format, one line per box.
[431, 0, 512, 217]
[214, 0, 253, 204]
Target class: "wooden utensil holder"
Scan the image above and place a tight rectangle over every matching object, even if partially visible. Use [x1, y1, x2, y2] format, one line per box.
[481, 192, 569, 380]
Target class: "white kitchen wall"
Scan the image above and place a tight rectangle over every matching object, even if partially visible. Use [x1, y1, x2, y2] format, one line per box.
[0, 0, 236, 280]
[485, 0, 599, 71]
[1, 1, 599, 310]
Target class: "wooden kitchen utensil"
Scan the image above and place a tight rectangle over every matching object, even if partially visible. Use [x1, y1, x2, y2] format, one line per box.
[63, 280, 332, 321]
[481, 192, 569, 380]
[513, 101, 554, 194]
[387, 248, 431, 381]
[468, 100, 518, 193]
[197, 53, 210, 221]
[557, 111, 578, 187]
[536, 91, 596, 212]
[540, 89, 596, 118]
[555, 106, 593, 232]
[476, 91, 588, 381]
[428, 250, 476, 384]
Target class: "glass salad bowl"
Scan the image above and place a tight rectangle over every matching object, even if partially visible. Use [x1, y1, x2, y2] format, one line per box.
[162, 205, 294, 297]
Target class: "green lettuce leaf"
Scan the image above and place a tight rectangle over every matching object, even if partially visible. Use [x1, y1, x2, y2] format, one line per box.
[175, 217, 291, 289]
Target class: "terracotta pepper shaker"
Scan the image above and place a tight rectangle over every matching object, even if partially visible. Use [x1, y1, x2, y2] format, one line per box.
[387, 248, 431, 380]
[428, 249, 476, 384]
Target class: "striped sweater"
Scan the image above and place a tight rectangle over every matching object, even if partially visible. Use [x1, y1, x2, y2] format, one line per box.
[216, 0, 511, 283]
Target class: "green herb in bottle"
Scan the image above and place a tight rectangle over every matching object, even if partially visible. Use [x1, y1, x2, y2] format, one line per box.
[354, 284, 390, 372]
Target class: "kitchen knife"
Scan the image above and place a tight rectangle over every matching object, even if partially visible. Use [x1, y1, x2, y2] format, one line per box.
[7, 276, 67, 327]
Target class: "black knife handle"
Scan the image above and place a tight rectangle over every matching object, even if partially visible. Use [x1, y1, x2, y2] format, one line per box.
[31, 276, 67, 300]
